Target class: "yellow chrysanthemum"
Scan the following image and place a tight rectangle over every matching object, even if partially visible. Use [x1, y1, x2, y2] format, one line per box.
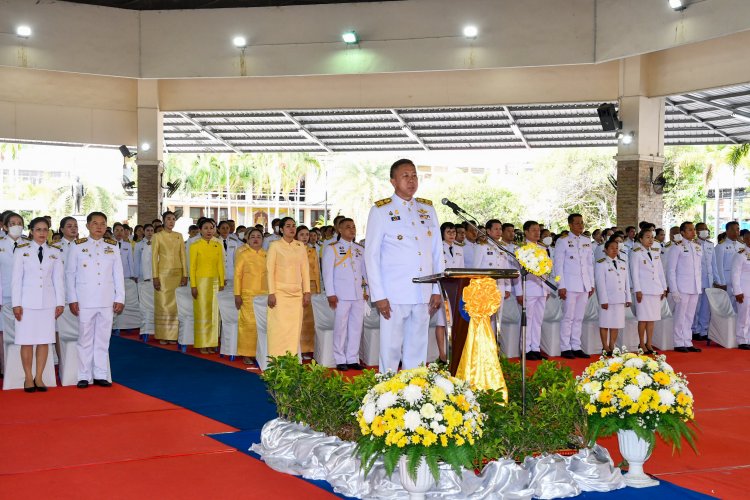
[653, 371, 670, 385]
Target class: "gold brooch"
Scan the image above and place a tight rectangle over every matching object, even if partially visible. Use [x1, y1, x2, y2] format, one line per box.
[397, 235, 403, 240]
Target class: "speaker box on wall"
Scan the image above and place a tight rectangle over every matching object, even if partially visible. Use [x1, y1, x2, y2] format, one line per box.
[597, 103, 622, 132]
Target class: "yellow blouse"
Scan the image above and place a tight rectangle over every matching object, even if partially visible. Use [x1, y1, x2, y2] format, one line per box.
[267, 238, 310, 295]
[306, 245, 321, 293]
[151, 230, 188, 278]
[189, 238, 225, 283]
[234, 246, 268, 295]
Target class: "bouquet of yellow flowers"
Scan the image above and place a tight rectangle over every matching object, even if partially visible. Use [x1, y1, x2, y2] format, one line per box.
[576, 349, 696, 452]
[356, 364, 484, 481]
[515, 243, 555, 278]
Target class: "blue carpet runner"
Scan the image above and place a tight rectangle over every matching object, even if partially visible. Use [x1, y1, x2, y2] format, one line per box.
[109, 337, 715, 499]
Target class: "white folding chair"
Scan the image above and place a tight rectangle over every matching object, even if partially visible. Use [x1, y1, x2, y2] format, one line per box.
[652, 298, 675, 351]
[360, 303, 380, 367]
[218, 286, 239, 357]
[138, 280, 155, 340]
[253, 295, 269, 370]
[581, 294, 602, 355]
[2, 318, 57, 390]
[500, 297, 521, 358]
[113, 279, 142, 330]
[425, 308, 440, 363]
[541, 295, 563, 357]
[705, 287, 738, 348]
[311, 293, 336, 367]
[176, 285, 195, 348]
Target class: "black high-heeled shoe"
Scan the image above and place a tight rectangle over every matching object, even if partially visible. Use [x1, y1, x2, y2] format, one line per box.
[33, 379, 47, 392]
[24, 380, 36, 393]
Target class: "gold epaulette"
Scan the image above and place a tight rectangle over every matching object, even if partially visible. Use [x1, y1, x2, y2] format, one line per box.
[16, 242, 30, 248]
[374, 197, 392, 207]
[632, 247, 641, 252]
[739, 248, 746, 254]
[75, 238, 88, 245]
[597, 258, 605, 263]
[454, 241, 465, 247]
[354, 241, 364, 248]
[22, 235, 31, 240]
[0, 236, 5, 240]
[415, 197, 432, 206]
[664, 242, 672, 248]
[104, 238, 117, 246]
[48, 243, 61, 250]
[328, 241, 338, 246]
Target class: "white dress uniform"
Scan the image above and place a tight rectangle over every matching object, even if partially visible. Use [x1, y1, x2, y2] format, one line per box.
[364, 194, 444, 373]
[666, 239, 702, 348]
[713, 237, 742, 312]
[437, 241, 465, 327]
[0, 235, 28, 338]
[11, 241, 65, 344]
[56, 237, 80, 340]
[552, 233, 595, 353]
[184, 234, 201, 283]
[114, 238, 140, 331]
[134, 238, 155, 335]
[262, 233, 281, 251]
[629, 246, 667, 321]
[691, 237, 715, 336]
[474, 240, 514, 331]
[65, 237, 125, 382]
[322, 239, 368, 366]
[593, 242, 606, 263]
[730, 247, 750, 346]
[514, 240, 550, 353]
[461, 240, 478, 268]
[220, 236, 241, 285]
[594, 255, 630, 329]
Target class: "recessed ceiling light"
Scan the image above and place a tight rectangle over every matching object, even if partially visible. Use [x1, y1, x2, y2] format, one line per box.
[463, 25, 478, 39]
[233, 36, 247, 48]
[16, 25, 32, 38]
[342, 31, 358, 44]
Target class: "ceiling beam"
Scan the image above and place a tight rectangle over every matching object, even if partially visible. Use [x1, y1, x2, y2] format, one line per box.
[666, 98, 740, 144]
[176, 112, 241, 154]
[504, 106, 530, 149]
[280, 111, 333, 153]
[680, 94, 750, 123]
[389, 109, 429, 151]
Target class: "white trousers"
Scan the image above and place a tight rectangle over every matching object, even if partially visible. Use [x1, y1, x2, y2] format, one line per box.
[525, 296, 546, 352]
[736, 297, 750, 345]
[333, 299, 365, 365]
[379, 303, 429, 373]
[77, 307, 114, 381]
[691, 291, 710, 335]
[560, 291, 588, 351]
[672, 294, 699, 348]
[2, 303, 16, 340]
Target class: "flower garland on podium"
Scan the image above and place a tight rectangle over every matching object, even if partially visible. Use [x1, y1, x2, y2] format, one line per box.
[455, 277, 508, 400]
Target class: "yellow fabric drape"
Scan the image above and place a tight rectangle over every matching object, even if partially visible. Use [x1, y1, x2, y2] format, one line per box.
[151, 230, 187, 341]
[300, 245, 320, 353]
[234, 245, 268, 357]
[190, 238, 224, 348]
[455, 277, 508, 401]
[267, 238, 310, 357]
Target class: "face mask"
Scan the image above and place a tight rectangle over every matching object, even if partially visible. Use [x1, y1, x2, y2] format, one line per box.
[673, 233, 683, 243]
[698, 230, 709, 239]
[237, 232, 245, 240]
[542, 236, 552, 246]
[8, 225, 23, 238]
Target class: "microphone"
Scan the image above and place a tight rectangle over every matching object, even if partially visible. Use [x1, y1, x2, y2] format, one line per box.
[441, 198, 463, 213]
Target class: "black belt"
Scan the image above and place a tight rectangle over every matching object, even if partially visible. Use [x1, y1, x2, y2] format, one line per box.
[143, 279, 152, 282]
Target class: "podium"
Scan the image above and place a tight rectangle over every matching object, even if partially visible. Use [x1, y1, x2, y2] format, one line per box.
[414, 268, 519, 375]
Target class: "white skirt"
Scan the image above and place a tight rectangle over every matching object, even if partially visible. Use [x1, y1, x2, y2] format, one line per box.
[599, 303, 625, 329]
[635, 294, 661, 322]
[15, 308, 55, 345]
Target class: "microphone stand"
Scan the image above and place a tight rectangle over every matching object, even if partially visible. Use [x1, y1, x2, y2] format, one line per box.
[446, 202, 557, 414]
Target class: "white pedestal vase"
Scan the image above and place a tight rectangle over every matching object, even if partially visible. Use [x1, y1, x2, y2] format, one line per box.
[617, 430, 660, 488]
[398, 455, 436, 499]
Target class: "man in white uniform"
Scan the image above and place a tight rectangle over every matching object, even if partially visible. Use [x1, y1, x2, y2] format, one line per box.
[515, 221, 551, 360]
[365, 159, 444, 373]
[731, 230, 750, 350]
[218, 221, 241, 286]
[666, 221, 703, 353]
[462, 221, 480, 268]
[552, 213, 595, 359]
[262, 218, 281, 251]
[112, 222, 137, 336]
[323, 218, 368, 371]
[713, 221, 742, 313]
[66, 212, 125, 388]
[474, 219, 513, 332]
[691, 222, 714, 341]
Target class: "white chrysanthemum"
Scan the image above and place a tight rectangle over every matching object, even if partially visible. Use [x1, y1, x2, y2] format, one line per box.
[434, 413, 443, 421]
[376, 391, 397, 410]
[404, 410, 422, 431]
[625, 357, 645, 369]
[623, 384, 642, 402]
[646, 360, 659, 371]
[583, 381, 602, 395]
[434, 375, 455, 395]
[636, 372, 652, 388]
[363, 402, 377, 423]
[658, 389, 675, 406]
[420, 403, 436, 419]
[661, 361, 674, 372]
[402, 384, 423, 404]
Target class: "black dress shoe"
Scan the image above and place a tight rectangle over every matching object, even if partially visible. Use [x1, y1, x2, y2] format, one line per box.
[347, 363, 364, 370]
[574, 350, 591, 359]
[699, 335, 709, 341]
[33, 379, 47, 392]
[674, 347, 689, 353]
[738, 344, 750, 350]
[538, 351, 548, 360]
[561, 350, 575, 359]
[93, 379, 112, 387]
[686, 346, 702, 353]
[525, 351, 539, 360]
[77, 380, 89, 388]
[336, 364, 348, 371]
[692, 333, 701, 341]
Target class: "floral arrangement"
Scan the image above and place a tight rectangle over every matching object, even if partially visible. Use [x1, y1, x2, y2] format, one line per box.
[515, 243, 556, 279]
[356, 364, 484, 481]
[576, 348, 696, 452]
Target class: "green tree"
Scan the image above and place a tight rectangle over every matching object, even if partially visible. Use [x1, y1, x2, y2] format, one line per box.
[329, 159, 392, 227]
[662, 146, 713, 224]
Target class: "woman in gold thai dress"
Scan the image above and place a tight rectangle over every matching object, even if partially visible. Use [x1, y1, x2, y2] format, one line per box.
[295, 225, 320, 355]
[267, 217, 311, 357]
[151, 211, 187, 345]
[234, 228, 268, 365]
[190, 219, 225, 354]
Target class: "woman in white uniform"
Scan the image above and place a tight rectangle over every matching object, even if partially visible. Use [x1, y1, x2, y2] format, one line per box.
[595, 238, 631, 356]
[629, 229, 667, 354]
[134, 224, 155, 342]
[435, 222, 464, 363]
[12, 217, 65, 392]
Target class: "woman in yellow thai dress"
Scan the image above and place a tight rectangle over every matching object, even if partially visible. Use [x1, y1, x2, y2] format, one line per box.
[295, 225, 320, 354]
[190, 219, 225, 354]
[151, 211, 188, 345]
[234, 228, 268, 365]
[267, 217, 311, 357]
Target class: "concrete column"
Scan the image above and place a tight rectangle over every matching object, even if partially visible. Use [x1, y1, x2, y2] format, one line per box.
[136, 80, 164, 224]
[615, 56, 666, 228]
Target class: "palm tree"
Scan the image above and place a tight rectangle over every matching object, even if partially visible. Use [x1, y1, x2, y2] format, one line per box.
[329, 159, 391, 228]
[725, 144, 750, 221]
